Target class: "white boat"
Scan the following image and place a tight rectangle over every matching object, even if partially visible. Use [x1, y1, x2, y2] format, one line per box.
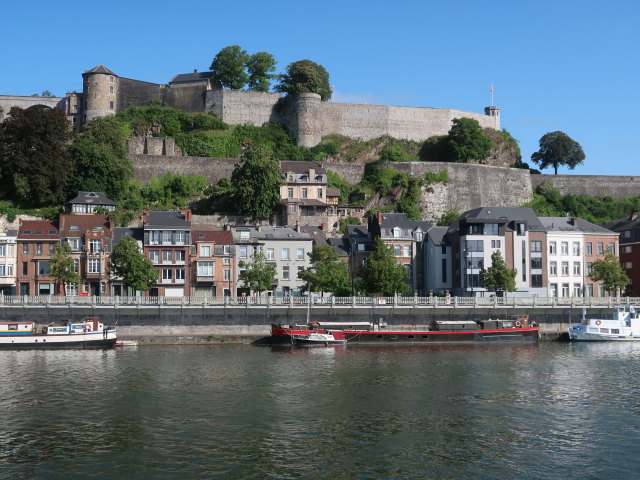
[0, 317, 117, 349]
[291, 331, 347, 346]
[568, 305, 640, 341]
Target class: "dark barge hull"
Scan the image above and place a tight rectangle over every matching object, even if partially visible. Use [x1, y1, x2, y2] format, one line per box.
[0, 337, 117, 349]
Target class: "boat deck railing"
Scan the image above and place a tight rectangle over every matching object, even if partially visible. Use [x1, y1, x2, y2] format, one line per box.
[0, 294, 638, 309]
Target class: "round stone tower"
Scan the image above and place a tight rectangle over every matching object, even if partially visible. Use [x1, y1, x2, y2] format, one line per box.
[82, 65, 118, 125]
[294, 93, 321, 147]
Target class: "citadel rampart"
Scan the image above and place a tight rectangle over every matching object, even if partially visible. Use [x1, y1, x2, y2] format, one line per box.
[530, 175, 640, 200]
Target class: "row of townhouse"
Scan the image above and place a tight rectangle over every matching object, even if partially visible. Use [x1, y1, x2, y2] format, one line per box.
[0, 193, 313, 297]
[327, 208, 622, 298]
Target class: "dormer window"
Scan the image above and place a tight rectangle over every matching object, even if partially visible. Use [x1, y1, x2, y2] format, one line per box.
[393, 227, 401, 238]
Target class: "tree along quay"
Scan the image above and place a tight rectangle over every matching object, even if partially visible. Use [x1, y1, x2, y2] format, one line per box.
[1, 295, 636, 343]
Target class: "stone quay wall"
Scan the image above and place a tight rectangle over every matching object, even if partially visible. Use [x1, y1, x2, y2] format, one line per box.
[0, 304, 599, 342]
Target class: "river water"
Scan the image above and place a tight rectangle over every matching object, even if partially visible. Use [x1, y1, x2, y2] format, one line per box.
[0, 342, 639, 480]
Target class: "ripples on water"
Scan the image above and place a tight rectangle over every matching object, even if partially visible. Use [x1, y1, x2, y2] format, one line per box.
[0, 343, 639, 479]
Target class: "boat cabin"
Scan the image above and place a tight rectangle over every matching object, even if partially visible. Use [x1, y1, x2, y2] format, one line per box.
[430, 320, 478, 331]
[0, 321, 35, 335]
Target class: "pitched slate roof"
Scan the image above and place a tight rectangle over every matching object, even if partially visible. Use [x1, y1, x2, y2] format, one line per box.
[169, 71, 215, 84]
[376, 213, 432, 231]
[426, 226, 449, 245]
[447, 207, 546, 235]
[257, 226, 311, 241]
[113, 227, 144, 246]
[539, 217, 616, 234]
[280, 161, 326, 175]
[604, 213, 640, 232]
[328, 237, 350, 257]
[83, 65, 117, 76]
[144, 211, 191, 229]
[67, 191, 117, 206]
[299, 226, 328, 246]
[347, 224, 369, 238]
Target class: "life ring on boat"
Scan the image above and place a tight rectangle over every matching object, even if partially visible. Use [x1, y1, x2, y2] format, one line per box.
[515, 321, 521, 327]
[595, 320, 602, 325]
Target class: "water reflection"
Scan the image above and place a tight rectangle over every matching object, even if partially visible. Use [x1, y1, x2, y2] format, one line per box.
[0, 343, 638, 479]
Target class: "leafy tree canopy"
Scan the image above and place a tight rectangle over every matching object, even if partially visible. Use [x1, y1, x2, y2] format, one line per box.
[0, 107, 73, 206]
[275, 60, 332, 101]
[480, 250, 517, 296]
[447, 118, 493, 163]
[298, 245, 351, 296]
[239, 252, 276, 293]
[50, 242, 81, 295]
[359, 237, 411, 296]
[210, 45, 250, 90]
[231, 143, 282, 217]
[589, 253, 629, 294]
[247, 52, 277, 92]
[109, 236, 157, 292]
[531, 131, 585, 175]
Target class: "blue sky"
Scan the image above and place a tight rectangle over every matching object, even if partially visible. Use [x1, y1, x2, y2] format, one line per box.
[3, 0, 639, 175]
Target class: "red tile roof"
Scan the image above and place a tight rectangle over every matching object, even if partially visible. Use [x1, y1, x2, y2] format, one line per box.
[18, 220, 59, 240]
[192, 230, 234, 244]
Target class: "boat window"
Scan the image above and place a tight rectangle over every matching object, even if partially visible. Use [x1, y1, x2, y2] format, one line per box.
[422, 335, 429, 339]
[408, 335, 415, 339]
[390, 335, 398, 340]
[376, 335, 383, 339]
[600, 328, 609, 333]
[611, 329, 620, 334]
[8, 324, 17, 330]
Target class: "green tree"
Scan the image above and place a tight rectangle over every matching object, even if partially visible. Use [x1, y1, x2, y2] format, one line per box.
[0, 107, 73, 205]
[66, 116, 133, 201]
[531, 131, 585, 175]
[480, 250, 517, 296]
[210, 45, 249, 90]
[447, 118, 493, 163]
[231, 143, 282, 217]
[247, 52, 277, 92]
[238, 252, 276, 294]
[298, 245, 351, 296]
[275, 60, 332, 101]
[50, 242, 81, 296]
[109, 236, 157, 292]
[589, 253, 629, 295]
[359, 237, 411, 296]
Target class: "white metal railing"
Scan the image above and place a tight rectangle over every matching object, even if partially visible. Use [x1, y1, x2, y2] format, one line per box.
[0, 294, 638, 308]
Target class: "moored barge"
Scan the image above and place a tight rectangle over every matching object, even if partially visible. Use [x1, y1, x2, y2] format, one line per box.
[269, 315, 539, 345]
[0, 317, 117, 349]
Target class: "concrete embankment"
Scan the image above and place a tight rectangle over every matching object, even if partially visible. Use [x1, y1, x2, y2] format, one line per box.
[0, 304, 602, 343]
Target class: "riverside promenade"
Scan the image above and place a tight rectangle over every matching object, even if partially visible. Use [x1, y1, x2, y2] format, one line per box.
[1, 295, 637, 342]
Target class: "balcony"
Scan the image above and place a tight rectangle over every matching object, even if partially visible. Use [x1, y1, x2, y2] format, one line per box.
[196, 275, 215, 283]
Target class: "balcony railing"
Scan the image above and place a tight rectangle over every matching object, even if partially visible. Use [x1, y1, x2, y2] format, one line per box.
[0, 295, 638, 308]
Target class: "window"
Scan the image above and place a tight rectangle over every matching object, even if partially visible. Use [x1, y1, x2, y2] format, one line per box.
[573, 284, 582, 297]
[516, 223, 526, 236]
[109, 85, 114, 94]
[609, 242, 615, 255]
[288, 188, 293, 198]
[561, 262, 569, 276]
[624, 246, 632, 254]
[89, 239, 102, 253]
[0, 245, 4, 257]
[22, 243, 29, 254]
[599, 284, 606, 297]
[624, 262, 632, 269]
[266, 248, 275, 260]
[149, 250, 159, 263]
[200, 245, 211, 257]
[37, 261, 50, 275]
[302, 188, 308, 199]
[317, 188, 323, 199]
[532, 274, 543, 288]
[441, 259, 447, 283]
[561, 242, 569, 255]
[162, 269, 172, 281]
[68, 238, 81, 251]
[549, 261, 557, 276]
[289, 204, 296, 213]
[585, 242, 593, 256]
[586, 283, 594, 297]
[162, 250, 173, 263]
[572, 242, 581, 256]
[223, 269, 231, 281]
[175, 251, 185, 263]
[197, 261, 213, 276]
[393, 227, 401, 238]
[549, 241, 556, 255]
[175, 269, 185, 281]
[550, 283, 558, 297]
[239, 231, 250, 240]
[74, 259, 79, 273]
[587, 262, 593, 274]
[49, 243, 55, 254]
[531, 257, 542, 269]
[573, 262, 581, 275]
[394, 244, 401, 257]
[239, 246, 247, 258]
[66, 283, 78, 296]
[465, 240, 483, 252]
[37, 243, 43, 255]
[282, 248, 290, 260]
[466, 257, 484, 269]
[109, 101, 114, 109]
[403, 244, 411, 257]
[150, 231, 161, 245]
[623, 230, 632, 238]
[175, 231, 186, 245]
[22, 262, 28, 275]
[468, 224, 482, 235]
[297, 248, 305, 260]
[0, 266, 4, 276]
[282, 266, 290, 280]
[441, 244, 446, 254]
[88, 258, 100, 273]
[597, 242, 604, 255]
[484, 223, 499, 235]
[223, 257, 231, 265]
[531, 241, 541, 252]
[562, 283, 570, 297]
[162, 231, 172, 244]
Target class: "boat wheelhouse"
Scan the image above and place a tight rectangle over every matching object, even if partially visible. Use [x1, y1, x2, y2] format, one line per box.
[568, 305, 640, 341]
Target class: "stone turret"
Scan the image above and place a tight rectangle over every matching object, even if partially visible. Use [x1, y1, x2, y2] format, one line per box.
[82, 65, 118, 125]
[294, 93, 321, 147]
[484, 105, 501, 130]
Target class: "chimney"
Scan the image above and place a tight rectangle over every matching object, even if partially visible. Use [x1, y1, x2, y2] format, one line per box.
[321, 223, 327, 232]
[630, 212, 638, 221]
[295, 221, 300, 232]
[142, 209, 150, 223]
[377, 211, 383, 225]
[571, 217, 578, 227]
[180, 209, 192, 221]
[194, 69, 198, 73]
